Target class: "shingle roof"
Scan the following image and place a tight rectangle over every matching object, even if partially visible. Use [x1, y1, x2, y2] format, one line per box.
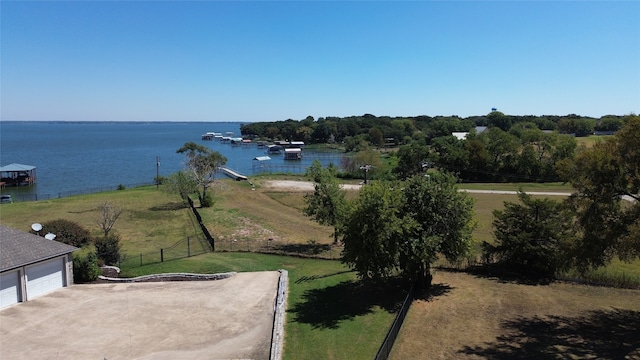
[0, 224, 78, 272]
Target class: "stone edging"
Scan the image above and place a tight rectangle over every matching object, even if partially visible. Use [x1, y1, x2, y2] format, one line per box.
[98, 267, 236, 283]
[270, 269, 288, 360]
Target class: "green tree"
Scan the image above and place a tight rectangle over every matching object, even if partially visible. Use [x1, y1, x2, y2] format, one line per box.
[368, 127, 384, 148]
[398, 173, 476, 284]
[163, 170, 198, 201]
[341, 180, 406, 280]
[393, 142, 431, 180]
[557, 116, 640, 271]
[484, 192, 575, 279]
[487, 111, 512, 131]
[40, 219, 93, 247]
[176, 142, 227, 205]
[303, 161, 349, 244]
[340, 173, 476, 286]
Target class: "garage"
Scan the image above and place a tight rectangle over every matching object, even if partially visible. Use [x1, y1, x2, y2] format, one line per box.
[26, 258, 65, 300]
[0, 270, 21, 308]
[0, 224, 77, 310]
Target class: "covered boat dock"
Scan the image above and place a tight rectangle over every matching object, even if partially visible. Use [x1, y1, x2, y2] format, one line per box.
[0, 163, 37, 187]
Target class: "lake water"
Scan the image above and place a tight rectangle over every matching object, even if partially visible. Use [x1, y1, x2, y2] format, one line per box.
[0, 121, 343, 201]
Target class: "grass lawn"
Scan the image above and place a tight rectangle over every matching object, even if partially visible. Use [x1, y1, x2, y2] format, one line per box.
[121, 252, 406, 360]
[391, 270, 640, 359]
[575, 135, 612, 148]
[0, 186, 199, 254]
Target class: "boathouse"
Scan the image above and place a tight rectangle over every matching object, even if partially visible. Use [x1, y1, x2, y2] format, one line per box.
[284, 148, 302, 160]
[0, 163, 37, 187]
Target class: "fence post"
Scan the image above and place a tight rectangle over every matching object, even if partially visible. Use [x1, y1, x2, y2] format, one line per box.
[161, 248, 164, 262]
[187, 237, 191, 257]
[139, 253, 142, 266]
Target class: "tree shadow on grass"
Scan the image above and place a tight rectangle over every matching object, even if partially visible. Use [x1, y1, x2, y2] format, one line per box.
[272, 243, 332, 255]
[290, 278, 452, 329]
[459, 308, 640, 359]
[414, 282, 454, 302]
[461, 265, 554, 286]
[149, 202, 187, 211]
[294, 270, 355, 284]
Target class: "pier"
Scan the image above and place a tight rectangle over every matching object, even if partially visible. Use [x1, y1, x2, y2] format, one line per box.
[218, 167, 248, 181]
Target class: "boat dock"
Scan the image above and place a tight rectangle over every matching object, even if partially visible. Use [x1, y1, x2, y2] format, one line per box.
[219, 167, 248, 181]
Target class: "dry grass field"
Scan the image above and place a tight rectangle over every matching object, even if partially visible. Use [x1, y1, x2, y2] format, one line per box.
[391, 270, 640, 359]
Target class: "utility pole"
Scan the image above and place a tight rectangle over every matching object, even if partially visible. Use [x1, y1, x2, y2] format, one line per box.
[360, 164, 372, 185]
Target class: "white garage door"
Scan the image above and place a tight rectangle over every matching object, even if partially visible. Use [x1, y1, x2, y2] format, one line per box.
[26, 258, 64, 300]
[0, 270, 21, 309]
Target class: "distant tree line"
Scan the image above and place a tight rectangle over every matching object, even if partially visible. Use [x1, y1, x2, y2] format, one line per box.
[240, 112, 628, 145]
[242, 112, 635, 183]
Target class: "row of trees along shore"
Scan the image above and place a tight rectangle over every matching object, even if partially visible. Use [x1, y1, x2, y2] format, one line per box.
[242, 112, 636, 183]
[303, 117, 639, 286]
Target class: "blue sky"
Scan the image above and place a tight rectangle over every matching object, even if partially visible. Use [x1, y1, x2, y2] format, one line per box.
[1, 1, 638, 122]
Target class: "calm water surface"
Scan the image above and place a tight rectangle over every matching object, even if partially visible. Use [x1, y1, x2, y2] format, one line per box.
[0, 121, 341, 200]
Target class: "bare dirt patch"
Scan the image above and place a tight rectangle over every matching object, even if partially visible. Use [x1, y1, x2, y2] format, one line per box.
[261, 180, 361, 192]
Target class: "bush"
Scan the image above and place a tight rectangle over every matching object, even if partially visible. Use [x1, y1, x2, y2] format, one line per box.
[154, 175, 166, 185]
[41, 219, 93, 247]
[95, 233, 122, 266]
[117, 184, 126, 190]
[200, 192, 214, 208]
[73, 250, 101, 283]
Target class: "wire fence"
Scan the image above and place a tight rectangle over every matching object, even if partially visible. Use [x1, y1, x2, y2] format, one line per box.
[3, 182, 154, 203]
[118, 235, 211, 269]
[375, 283, 416, 360]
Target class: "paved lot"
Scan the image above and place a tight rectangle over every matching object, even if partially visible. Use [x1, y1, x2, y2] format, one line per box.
[0, 271, 280, 360]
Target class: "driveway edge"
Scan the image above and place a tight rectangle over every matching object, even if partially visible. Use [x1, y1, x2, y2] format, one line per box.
[270, 269, 288, 360]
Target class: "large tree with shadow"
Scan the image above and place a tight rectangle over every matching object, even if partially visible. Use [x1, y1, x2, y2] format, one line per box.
[340, 173, 476, 286]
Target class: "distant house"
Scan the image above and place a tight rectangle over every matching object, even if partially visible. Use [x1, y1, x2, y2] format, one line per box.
[451, 126, 488, 140]
[0, 224, 77, 310]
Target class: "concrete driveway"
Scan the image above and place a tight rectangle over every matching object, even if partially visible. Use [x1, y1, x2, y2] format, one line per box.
[0, 271, 280, 360]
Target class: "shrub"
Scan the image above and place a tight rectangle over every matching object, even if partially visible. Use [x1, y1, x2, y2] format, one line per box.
[95, 233, 122, 266]
[200, 192, 214, 208]
[41, 219, 93, 247]
[117, 184, 126, 190]
[154, 175, 166, 185]
[73, 249, 101, 283]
